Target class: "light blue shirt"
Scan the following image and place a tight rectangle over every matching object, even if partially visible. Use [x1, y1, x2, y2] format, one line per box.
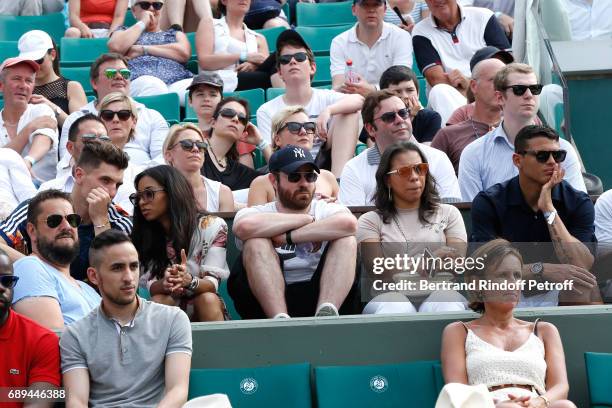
[12, 256, 101, 325]
[458, 123, 587, 202]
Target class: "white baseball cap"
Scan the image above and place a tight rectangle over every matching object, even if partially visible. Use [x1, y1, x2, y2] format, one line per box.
[18, 30, 54, 61]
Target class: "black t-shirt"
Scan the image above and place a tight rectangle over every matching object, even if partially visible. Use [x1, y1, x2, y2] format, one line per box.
[201, 150, 260, 190]
[413, 108, 442, 143]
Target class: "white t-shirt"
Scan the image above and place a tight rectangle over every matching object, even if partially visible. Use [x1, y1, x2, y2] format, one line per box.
[330, 22, 413, 85]
[0, 148, 37, 218]
[562, 0, 612, 41]
[339, 144, 461, 206]
[0, 104, 58, 182]
[595, 189, 612, 244]
[234, 199, 350, 283]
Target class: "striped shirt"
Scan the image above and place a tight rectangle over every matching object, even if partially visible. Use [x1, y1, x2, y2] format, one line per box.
[384, 1, 428, 26]
[0, 199, 132, 281]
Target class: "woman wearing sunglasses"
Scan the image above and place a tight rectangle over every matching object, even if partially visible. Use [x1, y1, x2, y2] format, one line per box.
[17, 30, 88, 132]
[163, 123, 234, 212]
[131, 165, 229, 321]
[65, 0, 129, 38]
[107, 0, 194, 105]
[358, 141, 468, 314]
[202, 97, 262, 194]
[248, 105, 339, 205]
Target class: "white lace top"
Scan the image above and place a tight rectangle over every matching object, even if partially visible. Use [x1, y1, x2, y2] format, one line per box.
[464, 321, 547, 395]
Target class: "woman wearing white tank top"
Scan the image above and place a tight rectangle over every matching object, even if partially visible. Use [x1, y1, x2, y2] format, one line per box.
[440, 239, 576, 408]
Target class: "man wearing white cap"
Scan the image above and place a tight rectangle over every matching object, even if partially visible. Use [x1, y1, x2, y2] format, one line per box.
[0, 57, 58, 182]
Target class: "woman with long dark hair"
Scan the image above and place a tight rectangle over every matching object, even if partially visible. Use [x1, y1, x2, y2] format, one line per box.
[131, 165, 229, 321]
[357, 141, 467, 314]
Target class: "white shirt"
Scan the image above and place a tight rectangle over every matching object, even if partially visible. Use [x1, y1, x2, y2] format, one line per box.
[595, 189, 612, 244]
[330, 22, 413, 85]
[0, 104, 58, 182]
[458, 123, 587, 202]
[338, 144, 462, 206]
[562, 0, 612, 41]
[0, 148, 37, 217]
[59, 100, 169, 165]
[234, 200, 349, 283]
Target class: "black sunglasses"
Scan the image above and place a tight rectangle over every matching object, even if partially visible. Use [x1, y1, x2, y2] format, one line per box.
[45, 214, 82, 229]
[520, 149, 567, 163]
[100, 109, 132, 121]
[129, 188, 165, 206]
[282, 121, 316, 135]
[136, 1, 164, 10]
[503, 84, 544, 96]
[34, 49, 52, 65]
[171, 139, 207, 152]
[0, 275, 19, 289]
[374, 108, 410, 124]
[218, 108, 248, 125]
[279, 52, 308, 65]
[286, 172, 318, 183]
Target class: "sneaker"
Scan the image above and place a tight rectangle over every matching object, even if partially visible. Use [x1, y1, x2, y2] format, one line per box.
[169, 24, 183, 32]
[273, 312, 290, 319]
[315, 303, 339, 317]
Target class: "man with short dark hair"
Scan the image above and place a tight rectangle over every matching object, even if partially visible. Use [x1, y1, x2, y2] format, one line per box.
[0, 142, 132, 281]
[471, 125, 599, 306]
[0, 248, 61, 408]
[231, 146, 358, 318]
[61, 230, 192, 408]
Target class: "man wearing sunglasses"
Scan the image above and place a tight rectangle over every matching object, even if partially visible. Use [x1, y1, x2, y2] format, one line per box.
[0, 248, 62, 408]
[231, 146, 359, 318]
[0, 56, 59, 183]
[0, 142, 132, 285]
[471, 125, 599, 306]
[459, 63, 586, 202]
[257, 30, 364, 178]
[339, 90, 461, 206]
[59, 53, 169, 166]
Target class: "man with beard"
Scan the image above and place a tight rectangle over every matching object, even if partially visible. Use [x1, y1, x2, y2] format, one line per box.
[61, 230, 192, 408]
[0, 248, 61, 408]
[11, 190, 100, 330]
[230, 146, 358, 318]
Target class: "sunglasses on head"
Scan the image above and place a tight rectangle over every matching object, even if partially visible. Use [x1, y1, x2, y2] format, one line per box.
[129, 188, 165, 206]
[104, 68, 131, 80]
[81, 133, 111, 142]
[100, 109, 132, 121]
[503, 84, 544, 96]
[375, 108, 410, 124]
[520, 149, 567, 163]
[136, 1, 163, 10]
[279, 52, 308, 65]
[45, 214, 82, 229]
[0, 275, 19, 289]
[387, 163, 429, 177]
[285, 171, 318, 183]
[171, 139, 207, 152]
[218, 108, 248, 125]
[282, 121, 316, 135]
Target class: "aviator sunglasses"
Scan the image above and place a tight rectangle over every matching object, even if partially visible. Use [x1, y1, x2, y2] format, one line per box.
[45, 214, 82, 228]
[374, 108, 410, 124]
[218, 108, 249, 125]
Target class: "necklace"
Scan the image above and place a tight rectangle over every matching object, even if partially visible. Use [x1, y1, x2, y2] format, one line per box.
[208, 144, 226, 168]
[392, 215, 411, 253]
[470, 118, 482, 140]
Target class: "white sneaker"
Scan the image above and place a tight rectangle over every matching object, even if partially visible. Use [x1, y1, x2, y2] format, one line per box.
[315, 302, 339, 317]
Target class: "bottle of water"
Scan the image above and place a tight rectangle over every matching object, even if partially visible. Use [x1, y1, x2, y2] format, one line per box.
[295, 242, 315, 259]
[345, 60, 358, 84]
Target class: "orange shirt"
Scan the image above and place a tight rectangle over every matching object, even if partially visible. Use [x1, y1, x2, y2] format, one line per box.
[80, 0, 117, 25]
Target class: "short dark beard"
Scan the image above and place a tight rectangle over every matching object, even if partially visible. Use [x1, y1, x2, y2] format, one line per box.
[37, 235, 80, 266]
[277, 184, 313, 211]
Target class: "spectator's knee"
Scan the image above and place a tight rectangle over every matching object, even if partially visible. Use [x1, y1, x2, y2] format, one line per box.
[243, 237, 278, 259]
[64, 27, 81, 38]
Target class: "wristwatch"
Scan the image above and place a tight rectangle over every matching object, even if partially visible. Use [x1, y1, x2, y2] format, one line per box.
[187, 275, 199, 291]
[531, 262, 544, 282]
[543, 210, 557, 225]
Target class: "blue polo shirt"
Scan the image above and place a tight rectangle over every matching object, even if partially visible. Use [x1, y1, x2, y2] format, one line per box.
[471, 176, 595, 262]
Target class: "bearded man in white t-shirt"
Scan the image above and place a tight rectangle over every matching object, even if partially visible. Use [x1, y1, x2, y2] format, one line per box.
[230, 145, 359, 319]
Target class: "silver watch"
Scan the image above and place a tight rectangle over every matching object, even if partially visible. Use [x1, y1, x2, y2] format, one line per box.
[531, 262, 544, 282]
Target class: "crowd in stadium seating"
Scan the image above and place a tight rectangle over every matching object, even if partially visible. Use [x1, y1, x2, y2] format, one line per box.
[1, 0, 611, 406]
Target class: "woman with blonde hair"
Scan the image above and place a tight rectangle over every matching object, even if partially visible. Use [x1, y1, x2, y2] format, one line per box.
[164, 123, 234, 212]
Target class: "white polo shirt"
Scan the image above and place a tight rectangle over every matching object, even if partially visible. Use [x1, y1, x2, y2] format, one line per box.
[562, 0, 612, 41]
[330, 22, 413, 85]
[412, 5, 510, 77]
[0, 148, 37, 217]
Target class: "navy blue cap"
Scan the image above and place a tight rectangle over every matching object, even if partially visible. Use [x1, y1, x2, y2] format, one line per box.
[470, 46, 514, 73]
[269, 145, 320, 174]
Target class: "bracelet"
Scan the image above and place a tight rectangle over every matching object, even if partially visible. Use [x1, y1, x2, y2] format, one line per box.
[142, 45, 148, 56]
[187, 275, 199, 291]
[94, 220, 110, 229]
[257, 139, 269, 150]
[286, 230, 294, 246]
[239, 50, 248, 63]
[494, 11, 502, 18]
[136, 20, 146, 30]
[24, 155, 37, 166]
[538, 396, 550, 407]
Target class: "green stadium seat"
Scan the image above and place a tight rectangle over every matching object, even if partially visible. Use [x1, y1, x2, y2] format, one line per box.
[224, 88, 266, 113]
[0, 13, 65, 44]
[188, 363, 312, 407]
[0, 41, 18, 64]
[60, 38, 109, 67]
[186, 32, 197, 60]
[315, 360, 443, 408]
[295, 25, 352, 56]
[255, 26, 287, 53]
[585, 352, 612, 407]
[266, 87, 285, 101]
[125, 9, 137, 27]
[312, 55, 331, 87]
[296, 1, 356, 27]
[134, 93, 180, 124]
[282, 2, 291, 24]
[60, 66, 94, 95]
[554, 102, 564, 136]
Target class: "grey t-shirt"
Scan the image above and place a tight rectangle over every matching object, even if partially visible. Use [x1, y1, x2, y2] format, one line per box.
[60, 298, 192, 408]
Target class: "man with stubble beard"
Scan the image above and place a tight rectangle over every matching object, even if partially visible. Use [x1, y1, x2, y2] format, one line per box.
[11, 190, 100, 330]
[230, 145, 359, 319]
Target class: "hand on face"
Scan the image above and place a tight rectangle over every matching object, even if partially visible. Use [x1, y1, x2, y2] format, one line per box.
[87, 187, 112, 225]
[537, 165, 564, 213]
